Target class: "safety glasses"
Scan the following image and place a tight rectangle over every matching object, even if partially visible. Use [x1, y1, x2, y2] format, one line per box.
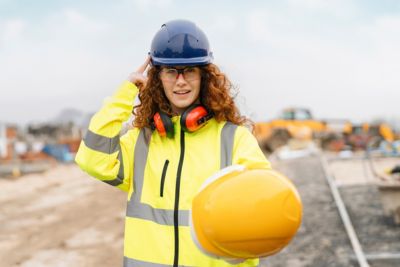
[159, 67, 201, 83]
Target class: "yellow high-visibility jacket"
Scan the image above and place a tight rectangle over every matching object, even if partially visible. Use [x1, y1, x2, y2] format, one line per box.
[75, 81, 271, 267]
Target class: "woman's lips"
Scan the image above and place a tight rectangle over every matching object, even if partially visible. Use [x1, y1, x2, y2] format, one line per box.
[174, 90, 191, 95]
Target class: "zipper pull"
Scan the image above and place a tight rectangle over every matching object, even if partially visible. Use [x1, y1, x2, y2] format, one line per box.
[160, 159, 169, 197]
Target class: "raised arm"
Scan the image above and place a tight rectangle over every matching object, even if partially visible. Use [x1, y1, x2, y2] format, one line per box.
[75, 57, 150, 192]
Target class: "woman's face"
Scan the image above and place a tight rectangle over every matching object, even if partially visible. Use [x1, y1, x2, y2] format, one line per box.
[160, 66, 202, 114]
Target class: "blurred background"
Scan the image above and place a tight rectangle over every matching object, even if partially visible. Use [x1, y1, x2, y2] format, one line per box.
[1, 0, 400, 266]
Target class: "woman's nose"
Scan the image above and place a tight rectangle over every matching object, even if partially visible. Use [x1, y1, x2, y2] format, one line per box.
[176, 73, 187, 84]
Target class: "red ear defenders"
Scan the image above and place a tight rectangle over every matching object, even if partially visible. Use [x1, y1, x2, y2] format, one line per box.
[152, 105, 213, 138]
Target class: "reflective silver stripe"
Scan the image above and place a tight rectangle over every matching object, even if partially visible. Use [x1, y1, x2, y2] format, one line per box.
[220, 122, 238, 169]
[127, 201, 189, 226]
[132, 129, 149, 200]
[124, 256, 191, 267]
[83, 129, 120, 154]
[103, 150, 124, 186]
[124, 256, 257, 267]
[126, 128, 150, 221]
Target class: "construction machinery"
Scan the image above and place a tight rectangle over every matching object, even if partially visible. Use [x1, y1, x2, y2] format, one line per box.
[345, 122, 395, 150]
[254, 108, 397, 153]
[254, 108, 329, 152]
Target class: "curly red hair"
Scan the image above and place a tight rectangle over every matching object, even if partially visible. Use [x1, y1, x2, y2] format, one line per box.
[133, 63, 250, 128]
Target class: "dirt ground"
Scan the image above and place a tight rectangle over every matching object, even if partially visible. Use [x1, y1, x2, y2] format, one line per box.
[328, 154, 400, 186]
[1, 154, 399, 267]
[0, 165, 126, 267]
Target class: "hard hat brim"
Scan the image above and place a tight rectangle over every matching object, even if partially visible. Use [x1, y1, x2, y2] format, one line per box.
[151, 55, 213, 66]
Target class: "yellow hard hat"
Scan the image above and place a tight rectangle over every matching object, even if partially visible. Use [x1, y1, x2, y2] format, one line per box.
[190, 165, 302, 260]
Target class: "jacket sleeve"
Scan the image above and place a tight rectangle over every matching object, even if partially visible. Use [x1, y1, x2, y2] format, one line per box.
[75, 81, 140, 192]
[232, 126, 272, 170]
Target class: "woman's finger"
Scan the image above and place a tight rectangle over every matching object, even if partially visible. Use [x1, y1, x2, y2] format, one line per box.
[134, 75, 148, 90]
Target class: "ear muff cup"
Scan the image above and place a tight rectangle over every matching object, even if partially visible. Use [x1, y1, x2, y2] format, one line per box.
[153, 112, 175, 138]
[181, 105, 211, 132]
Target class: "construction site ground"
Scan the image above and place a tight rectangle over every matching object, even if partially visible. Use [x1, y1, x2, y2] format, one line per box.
[1, 154, 400, 267]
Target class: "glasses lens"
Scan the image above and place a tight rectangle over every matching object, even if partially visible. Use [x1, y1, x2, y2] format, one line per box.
[183, 67, 200, 81]
[160, 68, 178, 82]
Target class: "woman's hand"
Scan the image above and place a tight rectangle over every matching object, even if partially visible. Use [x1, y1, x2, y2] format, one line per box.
[127, 56, 151, 90]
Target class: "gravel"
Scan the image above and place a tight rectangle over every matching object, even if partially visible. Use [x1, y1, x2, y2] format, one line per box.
[260, 156, 400, 267]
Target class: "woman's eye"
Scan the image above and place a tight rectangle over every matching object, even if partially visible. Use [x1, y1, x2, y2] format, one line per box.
[185, 68, 196, 73]
[165, 69, 177, 74]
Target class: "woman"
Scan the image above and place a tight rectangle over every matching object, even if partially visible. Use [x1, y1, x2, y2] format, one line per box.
[76, 19, 271, 267]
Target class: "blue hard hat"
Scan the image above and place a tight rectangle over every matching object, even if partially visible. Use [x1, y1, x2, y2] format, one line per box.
[150, 19, 213, 66]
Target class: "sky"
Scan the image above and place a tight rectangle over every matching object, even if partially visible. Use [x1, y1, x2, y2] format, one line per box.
[1, 0, 400, 126]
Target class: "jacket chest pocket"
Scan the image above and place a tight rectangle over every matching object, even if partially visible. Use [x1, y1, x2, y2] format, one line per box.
[159, 159, 169, 197]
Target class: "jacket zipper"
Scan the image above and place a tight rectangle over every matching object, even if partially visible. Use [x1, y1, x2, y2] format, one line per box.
[160, 159, 169, 197]
[173, 130, 185, 267]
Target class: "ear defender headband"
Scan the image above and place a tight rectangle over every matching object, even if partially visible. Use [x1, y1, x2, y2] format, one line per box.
[152, 105, 213, 138]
